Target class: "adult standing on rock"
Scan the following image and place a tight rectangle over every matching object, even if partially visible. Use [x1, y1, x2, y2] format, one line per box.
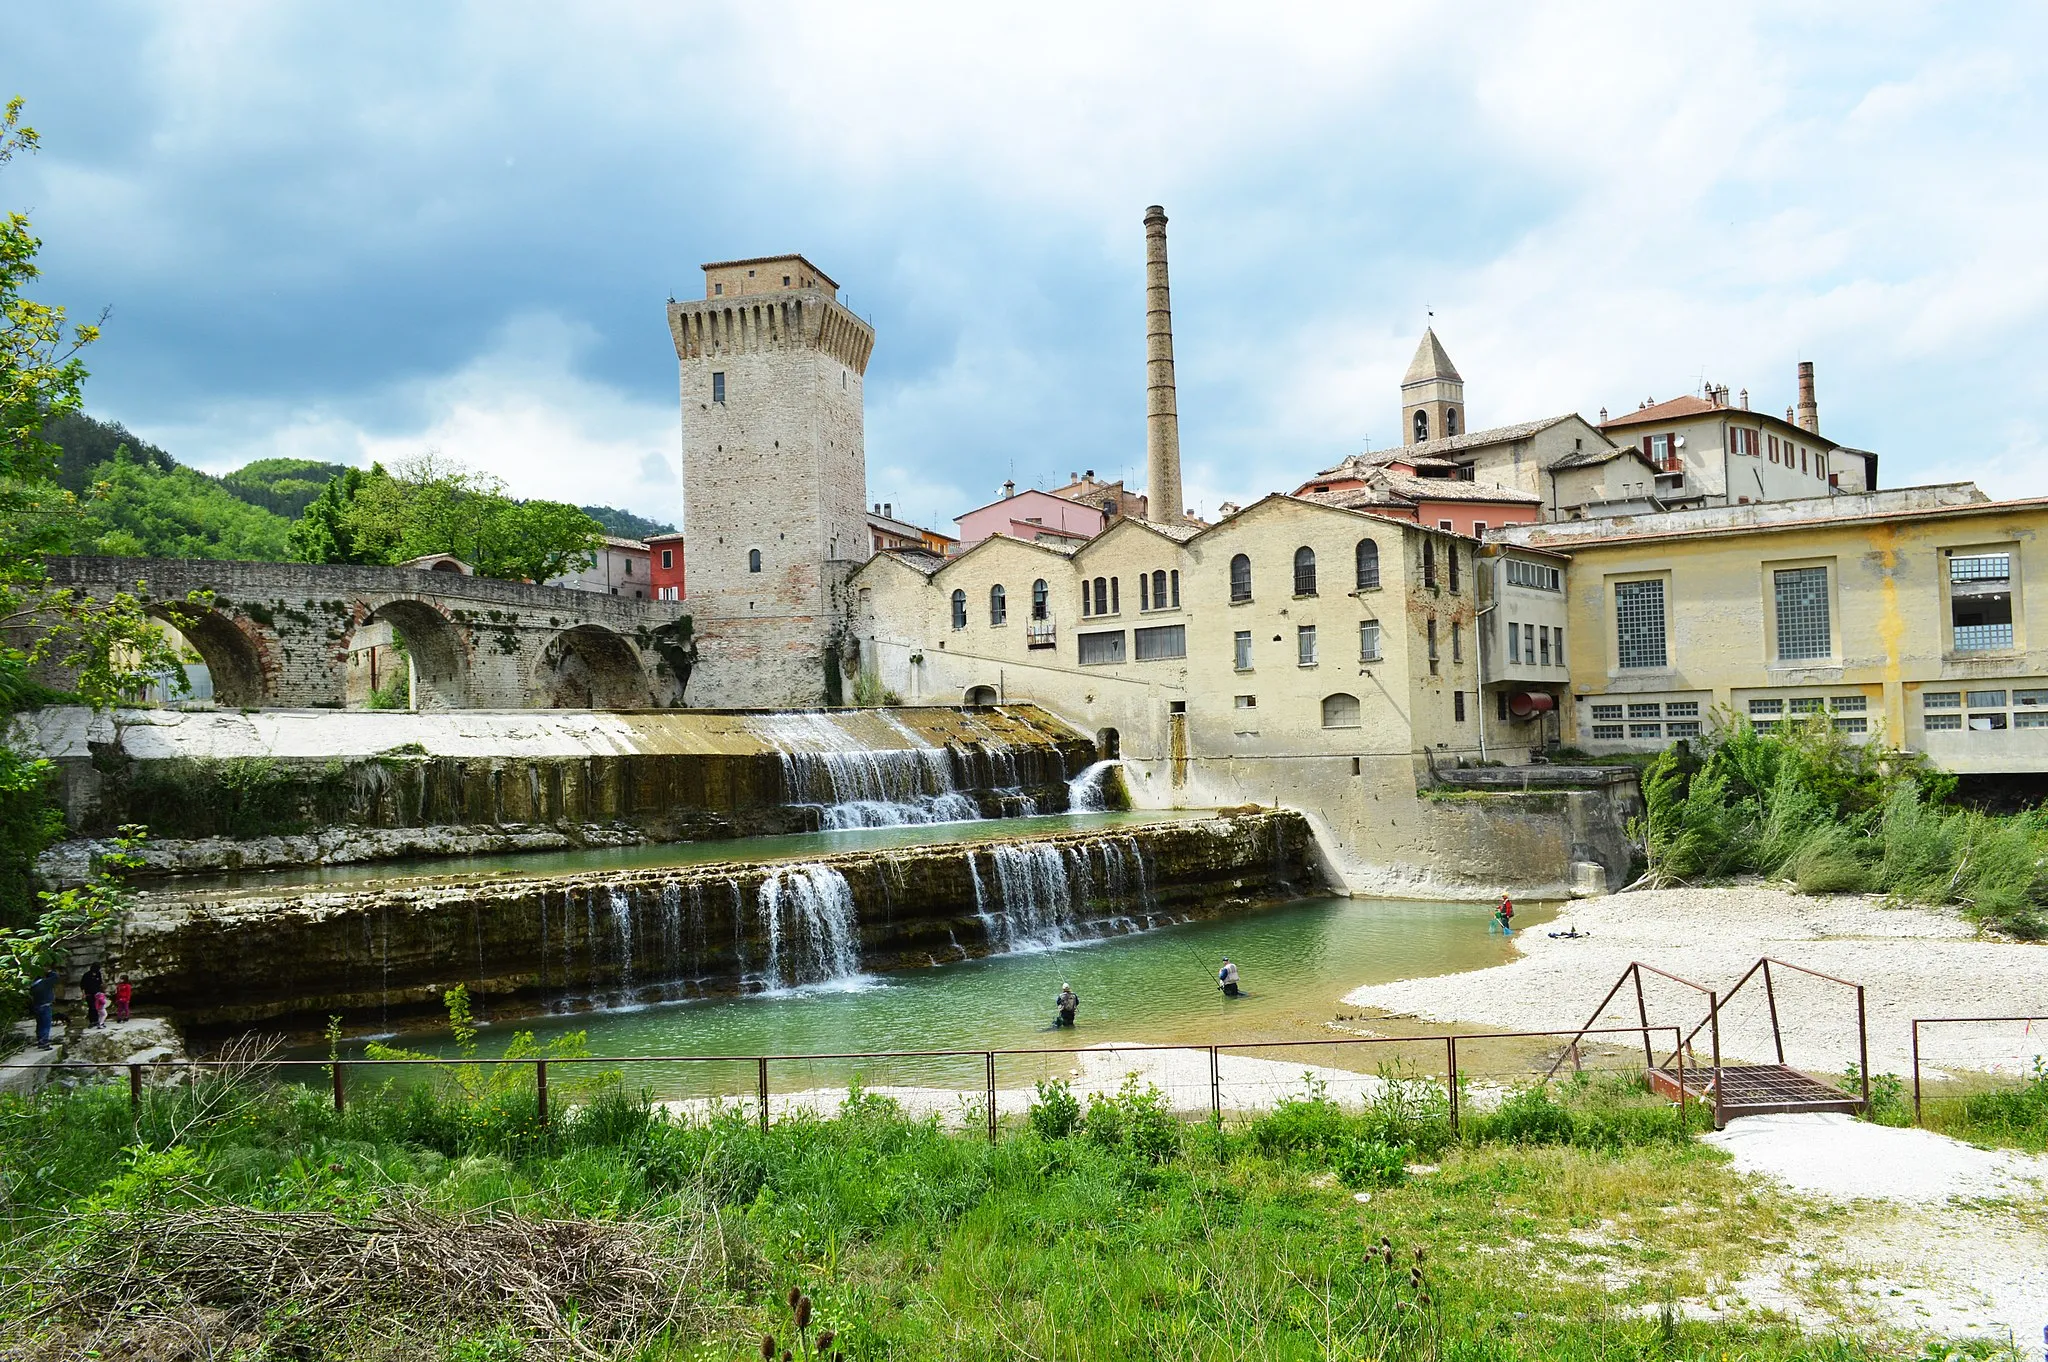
[28, 967, 57, 1050]
[79, 962, 104, 1028]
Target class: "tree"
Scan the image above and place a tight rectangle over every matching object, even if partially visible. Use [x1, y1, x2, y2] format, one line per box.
[289, 464, 375, 564]
[221, 456, 353, 518]
[72, 448, 295, 561]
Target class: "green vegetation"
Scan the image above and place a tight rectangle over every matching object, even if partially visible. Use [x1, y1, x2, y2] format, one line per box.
[580, 503, 676, 541]
[0, 1062, 1901, 1362]
[291, 452, 607, 583]
[1920, 1059, 2048, 1153]
[219, 456, 355, 518]
[1639, 714, 2047, 937]
[70, 447, 295, 560]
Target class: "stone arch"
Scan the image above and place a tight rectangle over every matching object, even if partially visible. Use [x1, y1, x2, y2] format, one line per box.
[534, 624, 653, 710]
[151, 604, 267, 707]
[963, 684, 998, 707]
[356, 597, 468, 710]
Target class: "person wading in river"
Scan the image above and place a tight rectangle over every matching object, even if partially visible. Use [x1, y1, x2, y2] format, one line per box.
[1055, 984, 1080, 1028]
[1218, 958, 1240, 998]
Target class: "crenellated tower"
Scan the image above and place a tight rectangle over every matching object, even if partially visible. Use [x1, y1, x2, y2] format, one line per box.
[668, 255, 875, 706]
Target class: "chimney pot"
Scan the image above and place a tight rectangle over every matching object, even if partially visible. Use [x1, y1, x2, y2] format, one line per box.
[1001, 481, 1014, 499]
[1085, 469, 1094, 480]
[1739, 388, 1749, 410]
[884, 503, 893, 517]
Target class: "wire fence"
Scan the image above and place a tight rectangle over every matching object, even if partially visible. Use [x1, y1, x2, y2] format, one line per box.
[28, 1025, 1684, 1142]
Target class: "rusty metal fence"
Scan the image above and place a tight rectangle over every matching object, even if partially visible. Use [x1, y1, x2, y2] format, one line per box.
[30, 1024, 1684, 1143]
[1910, 1014, 2048, 1124]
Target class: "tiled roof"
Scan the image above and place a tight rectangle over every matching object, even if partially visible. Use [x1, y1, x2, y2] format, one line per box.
[1312, 415, 1587, 476]
[1376, 473, 1542, 504]
[1549, 445, 1651, 470]
[1598, 395, 1718, 429]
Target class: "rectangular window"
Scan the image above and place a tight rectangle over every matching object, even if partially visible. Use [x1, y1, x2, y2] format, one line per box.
[1506, 560, 1562, 591]
[1830, 694, 1867, 713]
[660, 549, 673, 570]
[1538, 626, 1551, 667]
[1427, 618, 1439, 672]
[2016, 711, 2048, 729]
[1474, 522, 1487, 535]
[1077, 630, 1126, 666]
[1111, 577, 1120, 613]
[1833, 716, 1868, 734]
[1789, 696, 1826, 715]
[2015, 689, 2048, 707]
[1170, 570, 1180, 607]
[1966, 689, 2007, 708]
[1449, 546, 1460, 594]
[1297, 625, 1318, 667]
[1666, 701, 1700, 718]
[1591, 724, 1624, 739]
[1591, 703, 1623, 721]
[1924, 713, 1962, 731]
[1970, 712, 2009, 731]
[1749, 697, 1784, 716]
[1452, 621, 1462, 663]
[1615, 579, 1667, 669]
[1234, 695, 1256, 709]
[1134, 624, 1186, 661]
[1555, 626, 1563, 662]
[1359, 620, 1381, 662]
[1233, 630, 1252, 671]
[1950, 551, 2015, 652]
[1508, 622, 1521, 663]
[1439, 519, 1453, 532]
[712, 372, 726, 403]
[1629, 723, 1663, 739]
[1140, 575, 1150, 610]
[1922, 691, 1961, 710]
[1454, 691, 1467, 722]
[1668, 721, 1702, 737]
[1496, 691, 1509, 721]
[1627, 702, 1661, 719]
[1773, 566, 1831, 661]
[1753, 720, 1780, 733]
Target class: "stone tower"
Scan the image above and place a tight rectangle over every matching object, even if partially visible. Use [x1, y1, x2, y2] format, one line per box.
[668, 255, 875, 707]
[1143, 206, 1184, 525]
[1401, 328, 1464, 445]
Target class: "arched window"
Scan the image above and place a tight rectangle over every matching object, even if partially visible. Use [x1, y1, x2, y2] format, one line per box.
[1448, 545, 1460, 593]
[1412, 409, 1429, 443]
[1293, 546, 1317, 596]
[1229, 553, 1252, 602]
[747, 548, 762, 573]
[1355, 538, 1380, 590]
[1422, 539, 1437, 589]
[1321, 693, 1361, 729]
[1031, 579, 1048, 620]
[989, 584, 1007, 625]
[1445, 407, 1460, 437]
[1151, 570, 1168, 609]
[950, 589, 967, 629]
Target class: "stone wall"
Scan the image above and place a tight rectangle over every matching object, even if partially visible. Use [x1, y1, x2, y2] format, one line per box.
[35, 556, 689, 710]
[116, 812, 1318, 1029]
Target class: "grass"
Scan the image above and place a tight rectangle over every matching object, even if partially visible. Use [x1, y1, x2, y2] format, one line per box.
[1918, 1059, 2048, 1153]
[0, 1064, 1951, 1361]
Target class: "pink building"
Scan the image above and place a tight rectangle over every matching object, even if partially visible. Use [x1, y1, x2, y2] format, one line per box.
[953, 486, 1107, 551]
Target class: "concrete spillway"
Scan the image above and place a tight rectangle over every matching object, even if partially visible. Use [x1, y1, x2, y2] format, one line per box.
[120, 812, 1316, 1029]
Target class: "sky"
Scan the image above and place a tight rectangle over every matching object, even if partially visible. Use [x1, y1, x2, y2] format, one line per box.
[9, 3, 2048, 533]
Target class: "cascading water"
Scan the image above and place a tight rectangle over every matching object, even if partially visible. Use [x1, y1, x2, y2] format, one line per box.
[968, 837, 1156, 952]
[756, 863, 863, 989]
[747, 712, 980, 828]
[1066, 759, 1121, 813]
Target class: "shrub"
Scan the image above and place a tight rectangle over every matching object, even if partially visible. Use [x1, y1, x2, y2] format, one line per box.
[1082, 1075, 1179, 1164]
[1027, 1077, 1081, 1140]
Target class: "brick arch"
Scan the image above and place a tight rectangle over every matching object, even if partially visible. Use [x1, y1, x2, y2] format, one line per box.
[152, 603, 269, 707]
[355, 596, 469, 710]
[532, 623, 654, 710]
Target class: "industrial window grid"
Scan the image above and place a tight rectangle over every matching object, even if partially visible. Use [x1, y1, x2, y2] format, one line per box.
[1322, 693, 1361, 729]
[1922, 692, 1960, 709]
[1788, 697, 1826, 714]
[1773, 566, 1831, 661]
[1950, 553, 2011, 582]
[1833, 716, 1869, 734]
[1590, 703, 1623, 721]
[1749, 697, 1784, 715]
[1665, 701, 1700, 718]
[1591, 724, 1624, 739]
[1627, 702, 1662, 719]
[1614, 579, 1667, 669]
[1629, 723, 1662, 739]
[2019, 711, 2048, 729]
[1667, 720, 1703, 737]
[1924, 713, 1962, 731]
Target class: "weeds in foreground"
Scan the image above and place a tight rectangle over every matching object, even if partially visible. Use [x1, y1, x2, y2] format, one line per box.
[1921, 1057, 2048, 1152]
[0, 1073, 1907, 1360]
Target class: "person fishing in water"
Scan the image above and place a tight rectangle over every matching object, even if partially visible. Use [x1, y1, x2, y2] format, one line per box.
[1055, 983, 1080, 1027]
[1494, 893, 1515, 935]
[1217, 958, 1240, 998]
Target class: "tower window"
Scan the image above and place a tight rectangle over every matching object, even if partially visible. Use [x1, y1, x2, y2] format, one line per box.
[712, 372, 726, 403]
[747, 548, 761, 573]
[713, 283, 723, 296]
[661, 549, 673, 570]
[1413, 409, 1429, 443]
[782, 275, 791, 285]
[1445, 407, 1460, 437]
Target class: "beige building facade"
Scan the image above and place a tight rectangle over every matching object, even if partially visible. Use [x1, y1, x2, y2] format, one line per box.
[1493, 486, 2048, 775]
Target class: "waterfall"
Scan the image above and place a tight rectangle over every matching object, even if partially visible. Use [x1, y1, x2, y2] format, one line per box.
[756, 863, 862, 989]
[746, 712, 980, 828]
[604, 885, 637, 994]
[969, 836, 1156, 952]
[1066, 759, 1121, 812]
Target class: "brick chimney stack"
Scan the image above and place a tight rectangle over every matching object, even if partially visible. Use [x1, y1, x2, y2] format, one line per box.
[1143, 205, 1184, 526]
[1796, 361, 1819, 434]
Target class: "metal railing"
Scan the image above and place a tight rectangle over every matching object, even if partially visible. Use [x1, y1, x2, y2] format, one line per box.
[31, 1025, 1686, 1144]
[1910, 1014, 2047, 1123]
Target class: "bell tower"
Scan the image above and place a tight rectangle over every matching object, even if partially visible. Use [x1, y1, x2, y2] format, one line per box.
[668, 255, 875, 706]
[1400, 327, 1464, 445]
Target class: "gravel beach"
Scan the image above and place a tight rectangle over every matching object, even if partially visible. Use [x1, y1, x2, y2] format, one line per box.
[1345, 885, 2048, 1079]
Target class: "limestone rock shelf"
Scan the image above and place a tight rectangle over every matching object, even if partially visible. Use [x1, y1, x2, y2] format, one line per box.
[120, 811, 1316, 1030]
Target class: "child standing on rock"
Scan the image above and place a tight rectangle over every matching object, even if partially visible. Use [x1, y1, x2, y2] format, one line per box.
[115, 975, 133, 1023]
